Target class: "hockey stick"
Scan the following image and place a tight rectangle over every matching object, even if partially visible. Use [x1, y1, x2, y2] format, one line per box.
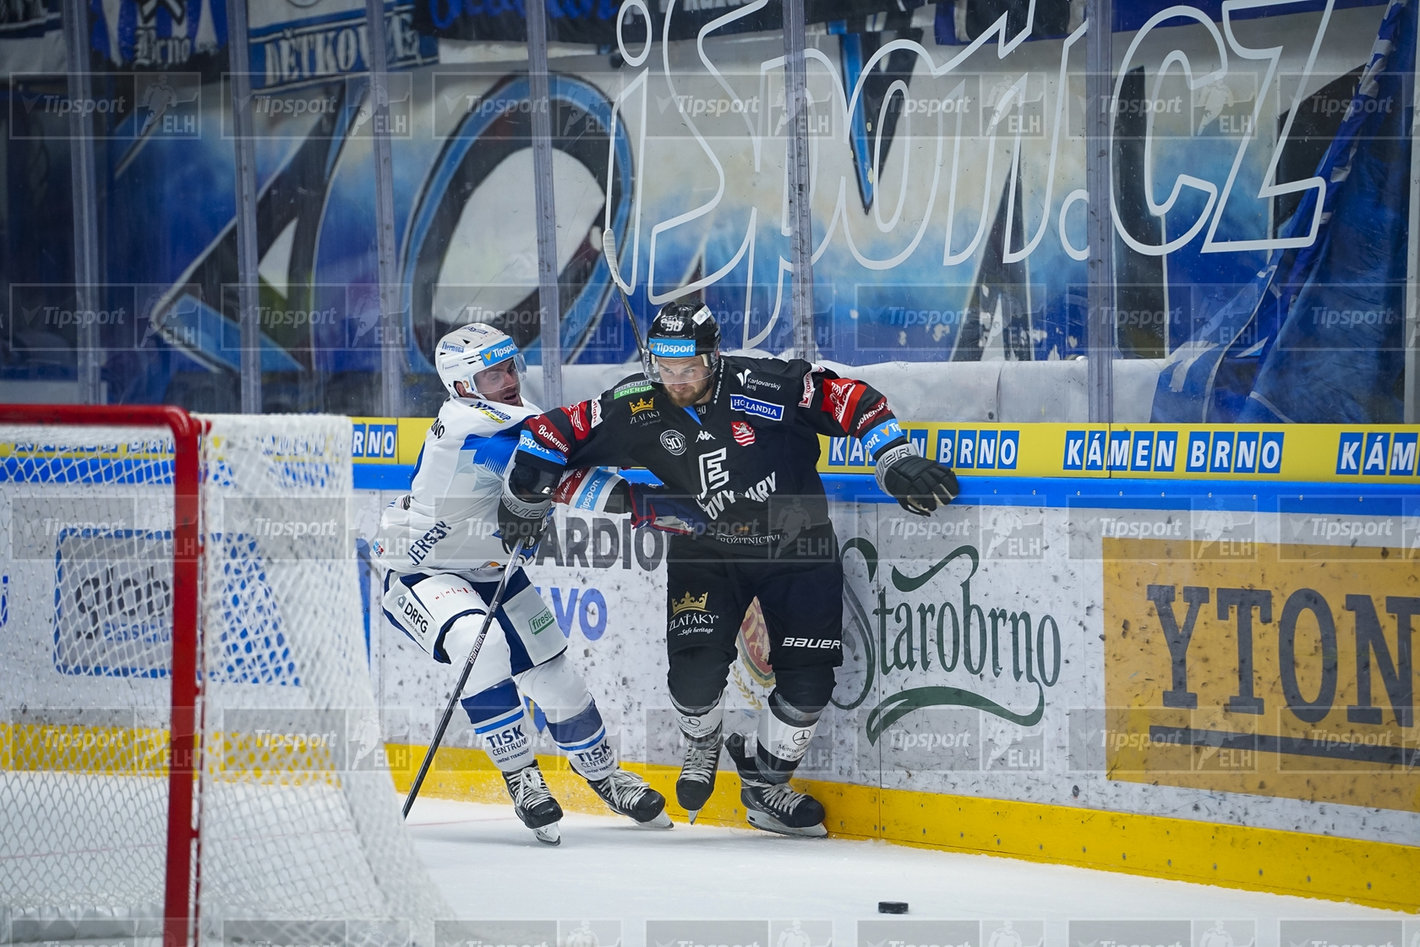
[601, 227, 648, 362]
[402, 540, 526, 819]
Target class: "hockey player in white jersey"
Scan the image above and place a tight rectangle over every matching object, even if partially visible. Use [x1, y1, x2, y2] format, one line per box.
[375, 322, 699, 843]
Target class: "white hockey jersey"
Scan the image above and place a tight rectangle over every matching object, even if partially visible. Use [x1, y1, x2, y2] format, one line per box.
[374, 395, 623, 579]
[374, 395, 543, 579]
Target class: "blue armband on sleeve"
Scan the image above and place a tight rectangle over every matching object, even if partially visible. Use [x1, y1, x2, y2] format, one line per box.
[517, 428, 567, 465]
[860, 420, 905, 461]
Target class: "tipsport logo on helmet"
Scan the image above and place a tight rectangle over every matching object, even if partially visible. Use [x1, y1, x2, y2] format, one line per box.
[649, 338, 697, 357]
[480, 339, 519, 365]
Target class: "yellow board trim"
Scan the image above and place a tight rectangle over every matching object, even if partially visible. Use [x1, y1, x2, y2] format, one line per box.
[9, 724, 1413, 912]
[388, 746, 1419, 914]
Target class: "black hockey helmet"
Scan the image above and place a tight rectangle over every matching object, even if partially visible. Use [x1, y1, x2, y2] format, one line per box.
[644, 301, 720, 383]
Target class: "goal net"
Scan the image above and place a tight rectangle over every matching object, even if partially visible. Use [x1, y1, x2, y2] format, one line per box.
[0, 407, 448, 946]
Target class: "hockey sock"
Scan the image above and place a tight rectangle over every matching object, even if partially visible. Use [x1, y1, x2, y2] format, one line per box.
[462, 680, 536, 772]
[545, 702, 618, 782]
[515, 655, 619, 781]
[753, 692, 823, 783]
[672, 693, 724, 740]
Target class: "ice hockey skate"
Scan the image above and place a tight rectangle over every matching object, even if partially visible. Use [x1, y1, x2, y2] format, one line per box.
[676, 725, 723, 822]
[502, 762, 563, 845]
[725, 732, 827, 838]
[588, 769, 673, 828]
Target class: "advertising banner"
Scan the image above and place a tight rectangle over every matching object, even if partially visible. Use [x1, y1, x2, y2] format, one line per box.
[1102, 536, 1418, 812]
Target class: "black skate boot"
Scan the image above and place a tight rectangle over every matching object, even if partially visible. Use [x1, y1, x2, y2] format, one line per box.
[676, 725, 723, 822]
[502, 762, 563, 845]
[725, 732, 827, 838]
[588, 769, 673, 828]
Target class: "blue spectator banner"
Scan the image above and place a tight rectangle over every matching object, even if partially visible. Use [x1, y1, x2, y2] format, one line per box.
[4, 0, 1410, 421]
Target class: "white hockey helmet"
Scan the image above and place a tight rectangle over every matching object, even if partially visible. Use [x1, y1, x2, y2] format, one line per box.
[434, 322, 526, 400]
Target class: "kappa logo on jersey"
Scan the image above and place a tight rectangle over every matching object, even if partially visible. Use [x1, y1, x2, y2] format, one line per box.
[697, 430, 715, 442]
[699, 447, 730, 493]
[732, 421, 755, 446]
[729, 394, 784, 421]
[661, 430, 687, 455]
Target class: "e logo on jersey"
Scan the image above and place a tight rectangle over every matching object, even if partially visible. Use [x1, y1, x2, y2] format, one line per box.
[699, 447, 730, 493]
[660, 430, 687, 455]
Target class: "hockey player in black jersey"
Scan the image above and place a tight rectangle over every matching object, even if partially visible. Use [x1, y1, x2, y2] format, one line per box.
[498, 302, 958, 837]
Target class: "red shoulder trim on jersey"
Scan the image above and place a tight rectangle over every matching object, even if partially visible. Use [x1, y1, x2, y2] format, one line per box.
[566, 401, 592, 440]
[821, 376, 866, 429]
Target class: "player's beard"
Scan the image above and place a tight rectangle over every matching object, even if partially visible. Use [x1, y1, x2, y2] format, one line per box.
[663, 376, 712, 408]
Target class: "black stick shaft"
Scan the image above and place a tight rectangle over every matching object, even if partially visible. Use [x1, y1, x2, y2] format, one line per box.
[401, 541, 525, 819]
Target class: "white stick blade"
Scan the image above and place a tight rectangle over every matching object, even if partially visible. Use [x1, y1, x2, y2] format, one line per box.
[601, 227, 633, 294]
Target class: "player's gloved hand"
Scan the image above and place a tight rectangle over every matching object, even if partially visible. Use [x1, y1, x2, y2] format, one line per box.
[874, 440, 959, 515]
[496, 494, 550, 554]
[498, 465, 557, 553]
[627, 484, 708, 536]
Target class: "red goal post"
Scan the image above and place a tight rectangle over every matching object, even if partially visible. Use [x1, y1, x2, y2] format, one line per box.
[0, 404, 203, 947]
[0, 405, 446, 946]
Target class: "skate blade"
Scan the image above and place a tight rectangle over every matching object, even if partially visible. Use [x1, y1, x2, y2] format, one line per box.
[634, 811, 673, 829]
[685, 808, 701, 824]
[745, 811, 827, 838]
[533, 823, 562, 845]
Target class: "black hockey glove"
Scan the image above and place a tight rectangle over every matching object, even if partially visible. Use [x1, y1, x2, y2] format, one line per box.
[875, 440, 959, 516]
[498, 466, 557, 553]
[496, 493, 550, 554]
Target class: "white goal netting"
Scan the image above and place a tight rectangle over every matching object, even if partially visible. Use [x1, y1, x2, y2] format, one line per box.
[0, 412, 448, 945]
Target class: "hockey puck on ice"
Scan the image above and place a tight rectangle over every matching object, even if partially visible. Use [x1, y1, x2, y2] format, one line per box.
[877, 901, 909, 914]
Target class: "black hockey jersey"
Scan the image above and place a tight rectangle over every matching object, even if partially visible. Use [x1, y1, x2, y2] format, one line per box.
[513, 355, 907, 558]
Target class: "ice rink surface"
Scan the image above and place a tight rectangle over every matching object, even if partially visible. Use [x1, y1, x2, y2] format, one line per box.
[406, 799, 1416, 947]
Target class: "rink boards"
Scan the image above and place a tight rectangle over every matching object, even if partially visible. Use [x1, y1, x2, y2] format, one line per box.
[347, 419, 1418, 911]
